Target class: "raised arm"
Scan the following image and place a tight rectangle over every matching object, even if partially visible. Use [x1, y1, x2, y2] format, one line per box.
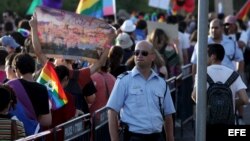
[89, 48, 110, 75]
[29, 15, 47, 66]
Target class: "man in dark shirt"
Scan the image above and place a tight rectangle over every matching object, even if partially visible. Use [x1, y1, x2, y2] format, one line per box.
[7, 53, 51, 129]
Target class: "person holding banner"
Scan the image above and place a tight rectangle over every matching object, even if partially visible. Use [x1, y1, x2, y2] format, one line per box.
[29, 15, 112, 114]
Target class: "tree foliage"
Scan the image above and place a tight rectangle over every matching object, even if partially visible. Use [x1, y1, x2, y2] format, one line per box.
[0, 0, 246, 19]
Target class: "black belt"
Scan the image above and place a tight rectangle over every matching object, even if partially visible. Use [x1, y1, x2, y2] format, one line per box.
[128, 131, 162, 138]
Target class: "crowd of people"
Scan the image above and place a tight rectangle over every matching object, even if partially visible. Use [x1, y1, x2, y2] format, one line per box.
[0, 8, 249, 141]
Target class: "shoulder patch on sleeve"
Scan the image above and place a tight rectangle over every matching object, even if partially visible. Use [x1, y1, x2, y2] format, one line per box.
[117, 71, 129, 79]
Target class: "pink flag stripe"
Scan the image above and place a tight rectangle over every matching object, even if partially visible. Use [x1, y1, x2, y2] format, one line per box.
[103, 6, 114, 16]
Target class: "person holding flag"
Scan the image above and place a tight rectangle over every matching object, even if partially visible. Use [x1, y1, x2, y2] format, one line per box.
[29, 14, 113, 115]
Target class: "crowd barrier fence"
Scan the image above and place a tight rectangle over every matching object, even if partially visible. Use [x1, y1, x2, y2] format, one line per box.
[19, 64, 195, 140]
[92, 106, 110, 141]
[176, 64, 195, 137]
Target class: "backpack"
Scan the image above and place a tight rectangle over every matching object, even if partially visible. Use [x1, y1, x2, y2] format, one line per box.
[7, 79, 40, 136]
[206, 71, 239, 125]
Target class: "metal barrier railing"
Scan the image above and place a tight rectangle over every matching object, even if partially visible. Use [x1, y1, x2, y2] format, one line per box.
[176, 63, 194, 137]
[181, 64, 192, 80]
[167, 76, 177, 93]
[92, 106, 110, 141]
[16, 129, 53, 141]
[20, 64, 194, 140]
[53, 113, 91, 141]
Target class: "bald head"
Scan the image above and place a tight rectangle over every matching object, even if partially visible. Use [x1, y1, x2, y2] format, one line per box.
[209, 18, 223, 40]
[135, 40, 153, 51]
[210, 18, 223, 28]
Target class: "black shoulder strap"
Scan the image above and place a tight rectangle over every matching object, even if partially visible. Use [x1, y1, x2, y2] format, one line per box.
[207, 74, 214, 85]
[228, 37, 236, 61]
[117, 71, 129, 79]
[225, 71, 239, 86]
[232, 40, 236, 60]
[72, 70, 80, 80]
[159, 80, 168, 118]
[236, 32, 241, 41]
[164, 80, 168, 98]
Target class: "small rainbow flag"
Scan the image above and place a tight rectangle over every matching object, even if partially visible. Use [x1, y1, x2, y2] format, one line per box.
[103, 0, 114, 16]
[76, 0, 103, 18]
[37, 62, 68, 110]
[236, 0, 250, 21]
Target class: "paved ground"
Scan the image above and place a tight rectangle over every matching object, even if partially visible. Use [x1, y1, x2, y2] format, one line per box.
[175, 121, 195, 141]
[174, 91, 250, 141]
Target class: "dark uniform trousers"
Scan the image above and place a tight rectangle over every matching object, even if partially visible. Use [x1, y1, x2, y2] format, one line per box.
[125, 131, 163, 141]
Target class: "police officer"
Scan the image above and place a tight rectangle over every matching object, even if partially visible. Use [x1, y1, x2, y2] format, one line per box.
[107, 40, 175, 141]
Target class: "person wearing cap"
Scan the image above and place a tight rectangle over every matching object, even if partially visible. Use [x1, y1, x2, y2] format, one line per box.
[0, 35, 21, 54]
[224, 15, 248, 49]
[120, 20, 136, 33]
[115, 32, 134, 64]
[224, 15, 249, 125]
[120, 19, 136, 51]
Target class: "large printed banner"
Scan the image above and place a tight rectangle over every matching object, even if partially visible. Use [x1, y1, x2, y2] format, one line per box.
[35, 6, 116, 60]
[149, 0, 170, 10]
[147, 21, 178, 41]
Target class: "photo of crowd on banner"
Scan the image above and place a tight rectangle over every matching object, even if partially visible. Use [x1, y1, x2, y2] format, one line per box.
[0, 0, 249, 141]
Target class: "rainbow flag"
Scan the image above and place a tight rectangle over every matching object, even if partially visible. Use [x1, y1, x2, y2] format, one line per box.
[43, 0, 63, 9]
[37, 62, 68, 110]
[103, 0, 114, 16]
[76, 0, 103, 18]
[236, 0, 250, 21]
[26, 0, 42, 15]
[26, 0, 63, 15]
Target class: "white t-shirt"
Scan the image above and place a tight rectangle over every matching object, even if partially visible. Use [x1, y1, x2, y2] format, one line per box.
[194, 64, 247, 111]
[178, 32, 190, 64]
[227, 31, 248, 45]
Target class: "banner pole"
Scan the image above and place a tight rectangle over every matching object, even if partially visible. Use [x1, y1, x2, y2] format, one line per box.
[112, 0, 117, 23]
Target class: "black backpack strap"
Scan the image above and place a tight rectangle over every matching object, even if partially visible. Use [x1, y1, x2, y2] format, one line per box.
[207, 74, 214, 85]
[228, 37, 236, 61]
[236, 32, 241, 41]
[72, 70, 80, 80]
[225, 71, 239, 86]
[117, 71, 129, 79]
[159, 80, 168, 118]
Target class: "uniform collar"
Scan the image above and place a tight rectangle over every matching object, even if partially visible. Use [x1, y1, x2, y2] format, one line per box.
[131, 67, 159, 80]
[208, 34, 231, 44]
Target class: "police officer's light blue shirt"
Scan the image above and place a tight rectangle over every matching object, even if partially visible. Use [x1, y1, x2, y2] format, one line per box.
[191, 35, 243, 70]
[106, 67, 176, 134]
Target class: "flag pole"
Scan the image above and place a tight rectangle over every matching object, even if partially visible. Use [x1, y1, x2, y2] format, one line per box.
[196, 0, 208, 140]
[112, 0, 117, 23]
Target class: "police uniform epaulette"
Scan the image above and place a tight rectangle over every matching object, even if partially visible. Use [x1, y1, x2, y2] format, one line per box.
[117, 71, 129, 79]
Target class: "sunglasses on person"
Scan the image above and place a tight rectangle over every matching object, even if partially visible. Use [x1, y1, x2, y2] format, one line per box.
[134, 50, 150, 57]
[224, 23, 231, 27]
